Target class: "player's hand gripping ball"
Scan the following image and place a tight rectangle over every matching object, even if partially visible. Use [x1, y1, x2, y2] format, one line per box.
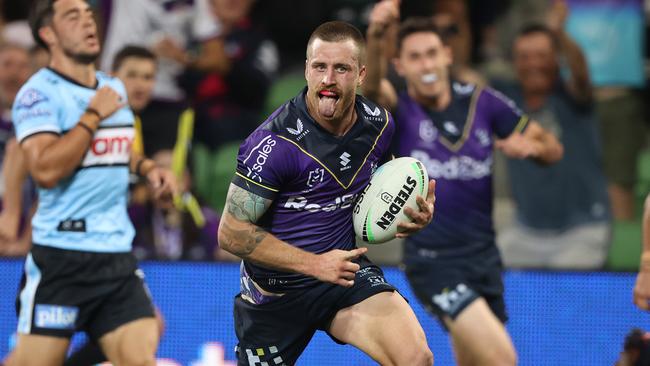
[353, 157, 429, 244]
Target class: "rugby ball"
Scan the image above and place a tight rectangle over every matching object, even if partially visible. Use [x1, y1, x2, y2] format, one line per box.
[353, 157, 429, 244]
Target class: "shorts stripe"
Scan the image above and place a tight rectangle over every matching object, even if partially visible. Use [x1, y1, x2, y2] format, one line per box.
[17, 254, 42, 334]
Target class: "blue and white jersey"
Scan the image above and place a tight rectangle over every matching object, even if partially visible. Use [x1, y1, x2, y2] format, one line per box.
[12, 68, 135, 252]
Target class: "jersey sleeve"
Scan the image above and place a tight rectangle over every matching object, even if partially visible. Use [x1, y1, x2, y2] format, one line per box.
[12, 84, 60, 143]
[380, 110, 396, 164]
[482, 87, 530, 139]
[231, 129, 290, 200]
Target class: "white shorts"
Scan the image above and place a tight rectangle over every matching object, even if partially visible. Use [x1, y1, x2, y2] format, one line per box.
[497, 221, 611, 270]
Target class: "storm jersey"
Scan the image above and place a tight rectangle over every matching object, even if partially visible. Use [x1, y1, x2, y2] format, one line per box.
[233, 88, 393, 293]
[12, 68, 135, 253]
[394, 82, 528, 259]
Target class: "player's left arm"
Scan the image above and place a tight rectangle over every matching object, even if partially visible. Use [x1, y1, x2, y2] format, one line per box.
[487, 87, 564, 165]
[495, 120, 564, 165]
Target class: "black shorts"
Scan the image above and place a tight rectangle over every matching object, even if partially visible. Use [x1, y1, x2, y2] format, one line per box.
[404, 246, 507, 330]
[16, 244, 155, 340]
[234, 256, 396, 366]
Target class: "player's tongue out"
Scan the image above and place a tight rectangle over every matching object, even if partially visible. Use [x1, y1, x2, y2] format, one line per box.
[318, 90, 338, 118]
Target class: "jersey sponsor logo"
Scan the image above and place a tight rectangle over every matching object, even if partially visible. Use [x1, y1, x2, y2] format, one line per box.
[57, 219, 86, 232]
[306, 168, 325, 188]
[411, 150, 492, 180]
[283, 193, 357, 212]
[15, 108, 53, 123]
[243, 135, 277, 183]
[34, 305, 78, 330]
[339, 152, 351, 171]
[16, 88, 48, 109]
[286, 118, 309, 141]
[81, 127, 134, 167]
[375, 176, 417, 230]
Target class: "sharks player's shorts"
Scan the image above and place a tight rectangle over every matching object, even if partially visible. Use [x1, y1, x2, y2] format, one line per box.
[404, 245, 507, 329]
[16, 244, 155, 340]
[234, 256, 396, 366]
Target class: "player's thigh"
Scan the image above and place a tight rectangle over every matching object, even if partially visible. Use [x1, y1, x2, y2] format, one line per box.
[8, 334, 70, 366]
[98, 317, 158, 366]
[444, 298, 516, 366]
[329, 291, 433, 366]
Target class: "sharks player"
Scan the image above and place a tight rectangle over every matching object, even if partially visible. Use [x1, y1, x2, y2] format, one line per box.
[363, 2, 563, 366]
[7, 1, 175, 365]
[218, 21, 435, 366]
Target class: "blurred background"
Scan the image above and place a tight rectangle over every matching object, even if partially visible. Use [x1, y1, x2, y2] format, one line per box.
[0, 0, 649, 364]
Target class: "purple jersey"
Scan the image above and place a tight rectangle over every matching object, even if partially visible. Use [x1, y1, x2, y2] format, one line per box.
[394, 82, 528, 259]
[233, 88, 394, 292]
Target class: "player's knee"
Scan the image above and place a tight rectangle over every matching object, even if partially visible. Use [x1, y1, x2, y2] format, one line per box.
[482, 344, 517, 366]
[395, 343, 433, 366]
[119, 351, 156, 366]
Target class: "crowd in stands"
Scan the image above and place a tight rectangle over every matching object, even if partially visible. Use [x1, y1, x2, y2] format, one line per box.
[0, 0, 647, 268]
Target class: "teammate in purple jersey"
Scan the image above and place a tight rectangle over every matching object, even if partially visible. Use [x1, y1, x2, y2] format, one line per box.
[363, 2, 563, 366]
[218, 21, 436, 366]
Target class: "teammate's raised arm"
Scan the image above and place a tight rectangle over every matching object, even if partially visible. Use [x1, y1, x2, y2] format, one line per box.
[363, 0, 399, 109]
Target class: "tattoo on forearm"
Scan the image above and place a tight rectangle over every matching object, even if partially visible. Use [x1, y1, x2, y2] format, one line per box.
[220, 221, 269, 257]
[221, 184, 273, 257]
[226, 185, 272, 222]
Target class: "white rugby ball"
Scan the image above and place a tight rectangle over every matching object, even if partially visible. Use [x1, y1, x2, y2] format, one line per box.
[353, 157, 429, 244]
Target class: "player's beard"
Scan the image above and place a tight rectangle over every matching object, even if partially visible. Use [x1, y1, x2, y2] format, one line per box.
[64, 48, 99, 65]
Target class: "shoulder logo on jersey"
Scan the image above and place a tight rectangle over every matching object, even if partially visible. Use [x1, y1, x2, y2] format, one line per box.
[16, 88, 48, 109]
[339, 152, 352, 171]
[286, 118, 310, 140]
[306, 167, 325, 188]
[363, 102, 381, 117]
[362, 102, 384, 123]
[287, 118, 303, 135]
[452, 82, 475, 95]
[419, 119, 438, 143]
[243, 135, 277, 183]
[81, 127, 134, 168]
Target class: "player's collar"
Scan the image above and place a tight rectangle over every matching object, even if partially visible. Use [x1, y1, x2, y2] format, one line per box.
[46, 67, 99, 90]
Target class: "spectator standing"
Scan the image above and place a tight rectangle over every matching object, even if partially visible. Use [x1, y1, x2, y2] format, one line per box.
[495, 0, 611, 269]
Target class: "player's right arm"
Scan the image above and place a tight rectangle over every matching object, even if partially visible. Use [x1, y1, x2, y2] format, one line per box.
[634, 193, 650, 310]
[362, 0, 399, 110]
[0, 138, 28, 242]
[218, 130, 366, 287]
[18, 86, 123, 188]
[218, 183, 367, 287]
